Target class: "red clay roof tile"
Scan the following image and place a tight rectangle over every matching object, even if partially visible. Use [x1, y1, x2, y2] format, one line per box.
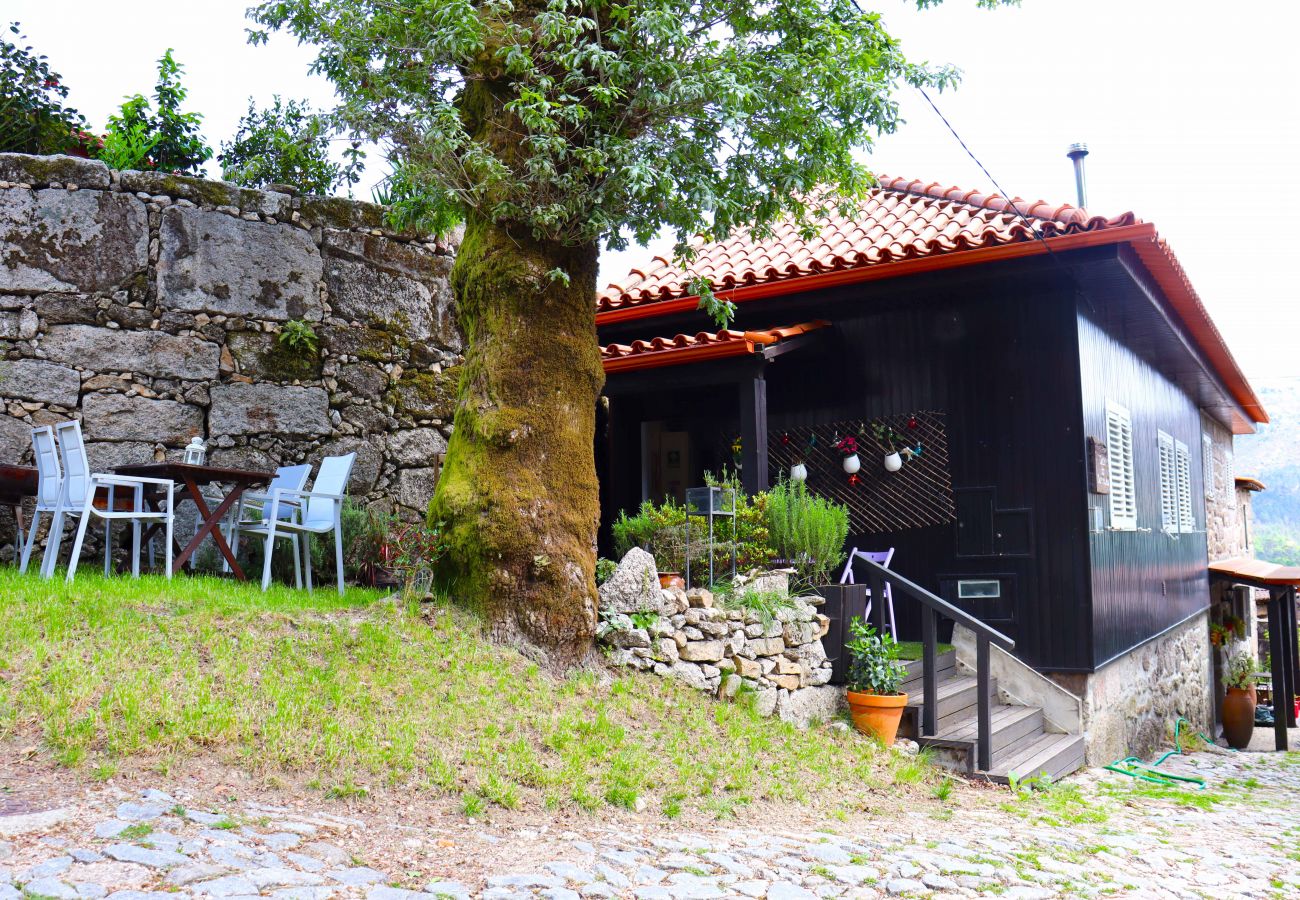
[601, 321, 829, 373]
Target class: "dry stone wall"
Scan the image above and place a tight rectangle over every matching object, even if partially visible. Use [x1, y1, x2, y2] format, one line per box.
[0, 153, 462, 556]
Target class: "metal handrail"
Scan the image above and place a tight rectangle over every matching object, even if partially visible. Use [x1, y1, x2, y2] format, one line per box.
[854, 558, 1015, 650]
[854, 557, 1014, 772]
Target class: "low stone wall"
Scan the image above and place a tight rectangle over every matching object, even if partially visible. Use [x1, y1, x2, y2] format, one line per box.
[1055, 610, 1213, 765]
[0, 153, 463, 557]
[596, 550, 842, 726]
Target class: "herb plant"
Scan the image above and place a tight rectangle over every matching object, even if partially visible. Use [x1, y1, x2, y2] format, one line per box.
[1223, 653, 1256, 691]
[765, 479, 849, 588]
[220, 96, 363, 195]
[101, 49, 211, 175]
[277, 319, 319, 355]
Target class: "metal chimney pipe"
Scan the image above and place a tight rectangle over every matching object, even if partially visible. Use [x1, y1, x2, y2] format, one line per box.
[1066, 142, 1089, 209]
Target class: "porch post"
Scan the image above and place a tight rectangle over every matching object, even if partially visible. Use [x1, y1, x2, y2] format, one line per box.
[738, 370, 769, 495]
[1267, 590, 1288, 751]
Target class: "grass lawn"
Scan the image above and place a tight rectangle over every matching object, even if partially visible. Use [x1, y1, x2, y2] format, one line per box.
[895, 640, 954, 661]
[0, 569, 932, 818]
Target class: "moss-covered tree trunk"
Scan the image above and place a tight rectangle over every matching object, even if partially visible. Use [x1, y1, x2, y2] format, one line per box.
[429, 214, 603, 666]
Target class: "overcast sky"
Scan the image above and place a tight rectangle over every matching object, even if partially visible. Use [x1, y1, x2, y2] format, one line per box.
[13, 0, 1299, 386]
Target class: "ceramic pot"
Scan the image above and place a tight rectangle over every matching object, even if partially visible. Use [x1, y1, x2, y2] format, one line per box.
[842, 453, 861, 474]
[659, 572, 686, 591]
[1222, 686, 1256, 750]
[790, 462, 808, 482]
[846, 689, 909, 744]
[883, 452, 903, 472]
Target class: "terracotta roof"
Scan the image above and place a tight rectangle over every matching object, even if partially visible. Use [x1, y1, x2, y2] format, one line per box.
[602, 321, 828, 374]
[1209, 557, 1300, 587]
[598, 176, 1136, 313]
[1235, 476, 1267, 492]
[597, 175, 1266, 433]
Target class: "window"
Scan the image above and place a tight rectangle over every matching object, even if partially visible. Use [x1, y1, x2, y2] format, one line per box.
[1176, 439, 1194, 533]
[957, 579, 1002, 599]
[1224, 450, 1235, 502]
[1106, 402, 1137, 530]
[1158, 431, 1178, 533]
[1202, 433, 1214, 497]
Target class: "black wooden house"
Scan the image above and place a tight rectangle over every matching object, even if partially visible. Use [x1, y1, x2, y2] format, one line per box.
[595, 177, 1272, 773]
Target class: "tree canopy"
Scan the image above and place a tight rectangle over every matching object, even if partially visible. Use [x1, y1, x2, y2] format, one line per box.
[251, 0, 1004, 315]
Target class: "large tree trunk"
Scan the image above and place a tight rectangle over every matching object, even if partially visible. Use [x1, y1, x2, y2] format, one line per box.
[429, 214, 603, 666]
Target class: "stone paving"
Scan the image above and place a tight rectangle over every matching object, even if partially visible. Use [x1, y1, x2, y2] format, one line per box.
[2, 750, 1299, 900]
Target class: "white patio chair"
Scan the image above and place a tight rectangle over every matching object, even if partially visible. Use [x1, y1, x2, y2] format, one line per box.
[39, 421, 176, 581]
[19, 426, 62, 574]
[223, 464, 312, 586]
[239, 453, 355, 595]
[839, 546, 898, 641]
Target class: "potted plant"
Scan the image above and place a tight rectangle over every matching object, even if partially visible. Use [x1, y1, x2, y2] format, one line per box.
[834, 434, 861, 474]
[1221, 652, 1256, 750]
[844, 618, 908, 744]
[871, 422, 904, 472]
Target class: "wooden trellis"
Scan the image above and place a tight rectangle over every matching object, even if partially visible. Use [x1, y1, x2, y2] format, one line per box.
[767, 412, 956, 535]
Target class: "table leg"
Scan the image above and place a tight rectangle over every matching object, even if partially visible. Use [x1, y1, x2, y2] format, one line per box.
[175, 477, 250, 581]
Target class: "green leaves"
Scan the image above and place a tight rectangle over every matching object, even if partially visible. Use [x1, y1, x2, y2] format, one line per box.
[102, 49, 211, 175]
[0, 21, 88, 155]
[219, 96, 363, 195]
[845, 618, 906, 695]
[249, 0, 999, 320]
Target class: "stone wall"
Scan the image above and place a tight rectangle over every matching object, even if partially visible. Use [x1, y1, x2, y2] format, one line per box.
[0, 153, 462, 557]
[1203, 414, 1244, 562]
[596, 550, 842, 726]
[1056, 610, 1213, 765]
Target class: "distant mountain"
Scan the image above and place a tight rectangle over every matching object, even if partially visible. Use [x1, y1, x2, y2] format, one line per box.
[1235, 376, 1300, 564]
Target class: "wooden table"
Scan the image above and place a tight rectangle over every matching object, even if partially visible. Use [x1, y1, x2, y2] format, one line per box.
[0, 464, 38, 553]
[114, 462, 272, 581]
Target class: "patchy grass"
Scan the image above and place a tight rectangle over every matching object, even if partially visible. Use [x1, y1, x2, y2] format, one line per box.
[894, 641, 954, 661]
[0, 569, 924, 817]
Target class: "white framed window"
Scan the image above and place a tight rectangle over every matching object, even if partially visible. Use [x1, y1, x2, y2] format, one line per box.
[1202, 433, 1214, 497]
[1158, 430, 1178, 533]
[1106, 402, 1137, 531]
[1176, 439, 1194, 533]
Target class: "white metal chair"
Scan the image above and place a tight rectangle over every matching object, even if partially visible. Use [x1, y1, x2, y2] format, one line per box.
[239, 453, 355, 594]
[19, 426, 63, 574]
[223, 464, 312, 586]
[839, 546, 898, 640]
[39, 421, 176, 581]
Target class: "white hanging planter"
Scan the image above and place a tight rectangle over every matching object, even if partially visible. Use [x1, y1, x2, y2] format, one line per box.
[883, 451, 903, 472]
[841, 453, 861, 474]
[790, 462, 808, 482]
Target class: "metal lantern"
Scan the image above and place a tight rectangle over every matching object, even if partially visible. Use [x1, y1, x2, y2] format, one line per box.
[183, 436, 207, 466]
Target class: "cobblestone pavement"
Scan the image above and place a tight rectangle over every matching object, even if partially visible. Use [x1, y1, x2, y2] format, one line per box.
[2, 750, 1298, 900]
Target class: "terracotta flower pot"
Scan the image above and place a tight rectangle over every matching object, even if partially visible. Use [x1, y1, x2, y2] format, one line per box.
[659, 572, 686, 590]
[846, 689, 909, 745]
[1221, 686, 1256, 750]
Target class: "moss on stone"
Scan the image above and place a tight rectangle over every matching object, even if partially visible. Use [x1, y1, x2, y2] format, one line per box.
[120, 170, 240, 208]
[389, 367, 460, 419]
[298, 196, 386, 232]
[0, 153, 110, 189]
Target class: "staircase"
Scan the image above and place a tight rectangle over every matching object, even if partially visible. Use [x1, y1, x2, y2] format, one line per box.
[899, 650, 1085, 783]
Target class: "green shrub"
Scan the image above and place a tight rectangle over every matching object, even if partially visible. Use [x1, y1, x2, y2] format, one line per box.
[100, 49, 211, 174]
[219, 96, 363, 195]
[764, 479, 849, 588]
[595, 557, 617, 585]
[0, 22, 88, 154]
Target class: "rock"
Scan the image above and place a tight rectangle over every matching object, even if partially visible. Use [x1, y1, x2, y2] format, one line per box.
[326, 868, 385, 886]
[43, 325, 220, 382]
[0, 153, 111, 189]
[746, 638, 785, 657]
[679, 641, 725, 663]
[598, 548, 661, 615]
[423, 883, 471, 899]
[0, 308, 37, 340]
[782, 621, 820, 646]
[387, 429, 448, 467]
[246, 868, 325, 890]
[768, 674, 801, 691]
[668, 662, 709, 691]
[168, 865, 235, 886]
[717, 674, 743, 700]
[20, 857, 72, 881]
[115, 802, 168, 822]
[753, 688, 779, 717]
[775, 656, 802, 676]
[225, 331, 321, 382]
[767, 884, 816, 900]
[737, 571, 790, 598]
[209, 383, 331, 438]
[0, 415, 32, 465]
[885, 879, 926, 895]
[103, 844, 188, 868]
[337, 363, 388, 399]
[686, 588, 713, 608]
[85, 441, 157, 472]
[732, 656, 761, 679]
[82, 394, 202, 446]
[157, 206, 323, 321]
[776, 685, 845, 727]
[192, 875, 258, 897]
[0, 189, 146, 293]
[22, 878, 79, 900]
[91, 820, 131, 839]
[396, 466, 440, 510]
[322, 232, 458, 347]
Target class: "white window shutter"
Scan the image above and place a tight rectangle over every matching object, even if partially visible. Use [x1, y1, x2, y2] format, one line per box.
[1106, 403, 1137, 531]
[1176, 440, 1194, 533]
[1158, 431, 1177, 533]
[1224, 450, 1235, 502]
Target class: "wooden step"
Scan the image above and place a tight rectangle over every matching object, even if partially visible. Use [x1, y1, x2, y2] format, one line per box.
[905, 675, 997, 733]
[922, 704, 1044, 759]
[901, 651, 955, 689]
[984, 731, 1086, 784]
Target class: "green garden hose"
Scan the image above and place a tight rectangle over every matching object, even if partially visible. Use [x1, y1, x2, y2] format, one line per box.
[1102, 717, 1227, 789]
